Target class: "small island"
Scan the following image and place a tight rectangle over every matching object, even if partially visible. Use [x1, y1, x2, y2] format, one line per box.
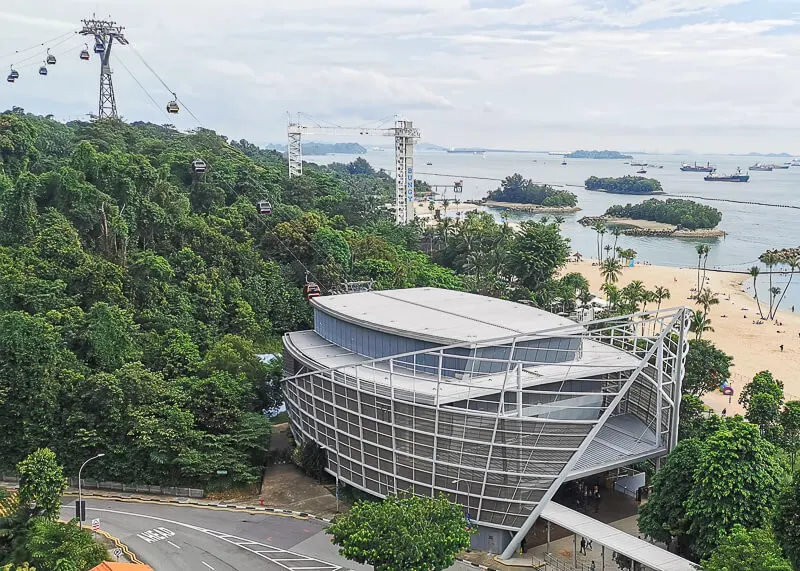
[303, 142, 367, 155]
[565, 150, 634, 160]
[585, 176, 664, 194]
[579, 198, 724, 237]
[482, 173, 580, 213]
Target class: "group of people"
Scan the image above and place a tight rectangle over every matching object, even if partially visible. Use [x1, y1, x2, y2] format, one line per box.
[567, 480, 602, 514]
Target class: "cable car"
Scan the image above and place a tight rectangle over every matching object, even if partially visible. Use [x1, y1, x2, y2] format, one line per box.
[191, 159, 207, 174]
[303, 282, 322, 300]
[6, 74, 14, 83]
[256, 200, 272, 215]
[39, 64, 48, 76]
[166, 98, 180, 114]
[94, 41, 105, 54]
[80, 44, 90, 61]
[46, 49, 56, 65]
[7, 67, 19, 82]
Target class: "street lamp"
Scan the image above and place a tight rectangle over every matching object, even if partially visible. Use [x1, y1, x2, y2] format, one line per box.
[78, 453, 104, 529]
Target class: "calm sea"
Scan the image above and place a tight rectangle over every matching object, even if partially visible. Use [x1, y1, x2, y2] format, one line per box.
[306, 151, 800, 309]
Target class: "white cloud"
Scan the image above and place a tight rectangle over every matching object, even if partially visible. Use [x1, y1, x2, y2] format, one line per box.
[1, 0, 799, 152]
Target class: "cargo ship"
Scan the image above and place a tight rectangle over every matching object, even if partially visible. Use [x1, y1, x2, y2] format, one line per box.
[704, 168, 749, 182]
[749, 163, 773, 171]
[681, 161, 715, 172]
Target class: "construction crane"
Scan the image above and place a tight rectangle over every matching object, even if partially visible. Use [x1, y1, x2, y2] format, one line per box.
[79, 17, 128, 119]
[287, 116, 420, 225]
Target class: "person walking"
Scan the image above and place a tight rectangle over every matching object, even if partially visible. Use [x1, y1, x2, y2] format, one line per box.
[587, 538, 593, 551]
[580, 537, 587, 556]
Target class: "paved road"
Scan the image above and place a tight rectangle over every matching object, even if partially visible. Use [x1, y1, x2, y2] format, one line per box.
[62, 497, 477, 571]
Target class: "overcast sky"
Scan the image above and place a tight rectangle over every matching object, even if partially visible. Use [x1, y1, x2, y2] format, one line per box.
[1, 0, 799, 153]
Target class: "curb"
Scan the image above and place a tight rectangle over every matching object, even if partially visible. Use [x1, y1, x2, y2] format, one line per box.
[73, 492, 335, 523]
[75, 493, 502, 569]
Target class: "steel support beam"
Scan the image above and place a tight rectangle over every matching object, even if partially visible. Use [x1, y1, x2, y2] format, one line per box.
[499, 310, 685, 560]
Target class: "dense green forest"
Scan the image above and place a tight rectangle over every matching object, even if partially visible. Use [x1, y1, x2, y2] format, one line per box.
[605, 198, 722, 230]
[0, 111, 579, 489]
[486, 174, 578, 207]
[566, 150, 633, 159]
[585, 175, 662, 194]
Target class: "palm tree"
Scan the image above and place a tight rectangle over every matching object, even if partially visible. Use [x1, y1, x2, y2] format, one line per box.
[442, 198, 450, 217]
[577, 289, 594, 306]
[592, 220, 606, 262]
[689, 311, 714, 340]
[701, 244, 712, 285]
[693, 287, 720, 317]
[769, 286, 782, 318]
[554, 215, 566, 225]
[695, 244, 710, 291]
[621, 280, 647, 311]
[653, 286, 671, 313]
[749, 266, 764, 319]
[604, 244, 613, 261]
[611, 228, 622, 260]
[772, 256, 798, 319]
[600, 258, 623, 284]
[601, 282, 621, 311]
[760, 251, 780, 318]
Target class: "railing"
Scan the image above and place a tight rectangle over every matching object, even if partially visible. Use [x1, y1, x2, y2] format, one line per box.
[545, 552, 592, 571]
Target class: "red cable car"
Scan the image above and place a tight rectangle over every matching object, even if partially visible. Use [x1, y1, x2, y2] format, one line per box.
[303, 282, 321, 300]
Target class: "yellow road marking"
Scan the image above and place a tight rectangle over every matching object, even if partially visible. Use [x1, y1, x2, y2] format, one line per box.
[95, 528, 144, 565]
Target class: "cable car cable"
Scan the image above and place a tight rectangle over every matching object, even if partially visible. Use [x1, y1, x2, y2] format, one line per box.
[0, 30, 77, 60]
[7, 34, 82, 68]
[115, 54, 165, 113]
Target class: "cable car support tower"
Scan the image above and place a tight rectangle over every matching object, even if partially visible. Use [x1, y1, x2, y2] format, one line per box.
[80, 18, 128, 119]
[287, 116, 420, 224]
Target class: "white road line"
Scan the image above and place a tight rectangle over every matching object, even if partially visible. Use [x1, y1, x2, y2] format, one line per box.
[202, 562, 215, 570]
[167, 540, 181, 549]
[82, 507, 342, 571]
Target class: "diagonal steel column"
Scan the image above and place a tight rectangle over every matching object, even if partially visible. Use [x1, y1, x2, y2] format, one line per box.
[499, 309, 686, 560]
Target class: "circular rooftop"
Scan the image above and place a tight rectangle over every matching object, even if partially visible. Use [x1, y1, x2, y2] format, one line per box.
[311, 288, 581, 345]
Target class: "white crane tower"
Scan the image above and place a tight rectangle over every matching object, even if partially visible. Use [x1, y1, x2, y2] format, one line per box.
[287, 116, 420, 224]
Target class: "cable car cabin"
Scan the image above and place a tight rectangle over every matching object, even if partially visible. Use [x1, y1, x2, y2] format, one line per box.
[166, 101, 180, 114]
[79, 48, 90, 61]
[6, 74, 15, 83]
[303, 283, 321, 300]
[9, 69, 19, 80]
[46, 50, 56, 65]
[191, 159, 207, 174]
[256, 200, 272, 215]
[454, 180, 464, 192]
[94, 41, 105, 54]
[38, 66, 48, 76]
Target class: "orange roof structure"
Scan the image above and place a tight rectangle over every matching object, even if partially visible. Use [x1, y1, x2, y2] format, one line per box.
[90, 563, 154, 571]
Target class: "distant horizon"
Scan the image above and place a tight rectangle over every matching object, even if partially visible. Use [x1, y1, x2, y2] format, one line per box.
[275, 141, 799, 159]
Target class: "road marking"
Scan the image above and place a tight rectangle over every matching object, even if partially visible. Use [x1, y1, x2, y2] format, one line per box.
[86, 508, 342, 571]
[137, 526, 175, 544]
[167, 540, 181, 549]
[202, 562, 214, 570]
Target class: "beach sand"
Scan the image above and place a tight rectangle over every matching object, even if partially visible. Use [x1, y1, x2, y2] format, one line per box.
[564, 259, 800, 414]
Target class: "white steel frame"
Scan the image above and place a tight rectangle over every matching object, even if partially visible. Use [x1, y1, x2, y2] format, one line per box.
[282, 307, 690, 558]
[285, 117, 420, 224]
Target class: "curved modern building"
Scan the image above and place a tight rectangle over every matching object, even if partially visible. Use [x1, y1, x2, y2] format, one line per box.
[282, 288, 689, 557]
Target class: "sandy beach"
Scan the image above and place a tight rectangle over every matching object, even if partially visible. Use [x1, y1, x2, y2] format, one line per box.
[564, 259, 800, 414]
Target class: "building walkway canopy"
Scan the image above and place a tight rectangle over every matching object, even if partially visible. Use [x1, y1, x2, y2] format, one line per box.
[540, 502, 696, 571]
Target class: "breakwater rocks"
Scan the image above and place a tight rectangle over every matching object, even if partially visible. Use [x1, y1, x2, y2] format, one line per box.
[578, 216, 725, 238]
[482, 200, 581, 213]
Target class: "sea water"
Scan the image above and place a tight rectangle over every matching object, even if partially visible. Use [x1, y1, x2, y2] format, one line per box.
[306, 151, 800, 309]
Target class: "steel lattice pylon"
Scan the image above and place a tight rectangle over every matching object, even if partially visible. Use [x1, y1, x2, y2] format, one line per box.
[80, 18, 128, 119]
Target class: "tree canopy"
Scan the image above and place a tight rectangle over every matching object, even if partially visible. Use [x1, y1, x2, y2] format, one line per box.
[639, 417, 786, 561]
[327, 494, 471, 571]
[585, 175, 662, 194]
[486, 174, 577, 207]
[604, 198, 722, 230]
[0, 112, 464, 487]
